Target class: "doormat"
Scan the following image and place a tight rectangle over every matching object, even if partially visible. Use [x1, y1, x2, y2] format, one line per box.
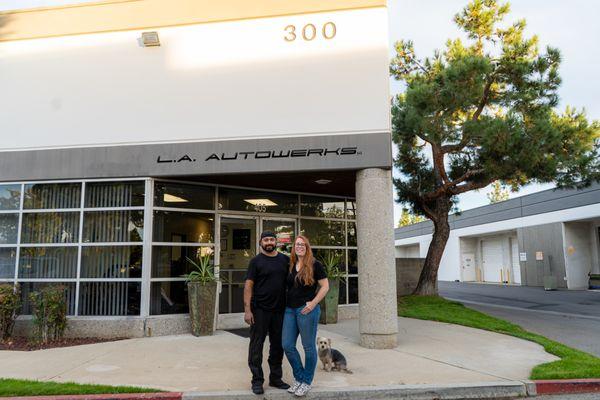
[225, 328, 251, 338]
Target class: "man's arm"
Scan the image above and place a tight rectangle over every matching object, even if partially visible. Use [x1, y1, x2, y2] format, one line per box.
[244, 279, 254, 325]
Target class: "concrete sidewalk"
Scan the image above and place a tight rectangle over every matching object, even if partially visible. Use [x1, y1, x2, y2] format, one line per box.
[0, 317, 557, 393]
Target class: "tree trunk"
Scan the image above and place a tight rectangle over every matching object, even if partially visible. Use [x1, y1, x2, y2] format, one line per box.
[413, 198, 452, 296]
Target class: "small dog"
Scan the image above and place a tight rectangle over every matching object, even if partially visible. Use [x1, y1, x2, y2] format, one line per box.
[317, 337, 353, 374]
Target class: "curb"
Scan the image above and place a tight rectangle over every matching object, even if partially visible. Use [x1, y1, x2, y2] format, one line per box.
[183, 381, 527, 400]
[8, 393, 182, 400]
[534, 379, 600, 395]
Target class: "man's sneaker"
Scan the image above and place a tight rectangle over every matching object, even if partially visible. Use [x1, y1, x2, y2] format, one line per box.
[269, 380, 290, 390]
[287, 381, 301, 394]
[294, 383, 311, 397]
[251, 384, 264, 395]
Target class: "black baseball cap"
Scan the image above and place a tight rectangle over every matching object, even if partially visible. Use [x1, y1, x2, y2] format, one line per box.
[260, 231, 276, 240]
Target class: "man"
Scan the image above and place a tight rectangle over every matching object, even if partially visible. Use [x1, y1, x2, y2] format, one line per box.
[244, 231, 291, 395]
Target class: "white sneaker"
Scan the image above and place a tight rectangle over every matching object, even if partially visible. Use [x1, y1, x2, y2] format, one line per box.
[294, 383, 311, 397]
[287, 381, 301, 394]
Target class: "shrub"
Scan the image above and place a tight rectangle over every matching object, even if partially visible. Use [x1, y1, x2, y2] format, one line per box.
[29, 285, 68, 344]
[0, 283, 21, 341]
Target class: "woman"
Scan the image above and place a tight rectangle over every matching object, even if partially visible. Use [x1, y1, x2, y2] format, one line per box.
[282, 235, 329, 397]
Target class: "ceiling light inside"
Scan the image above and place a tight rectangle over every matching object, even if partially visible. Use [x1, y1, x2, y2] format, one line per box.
[315, 179, 332, 185]
[244, 199, 278, 206]
[164, 194, 188, 203]
[140, 31, 160, 47]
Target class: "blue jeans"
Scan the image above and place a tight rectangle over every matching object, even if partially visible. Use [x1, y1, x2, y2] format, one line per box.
[282, 305, 321, 385]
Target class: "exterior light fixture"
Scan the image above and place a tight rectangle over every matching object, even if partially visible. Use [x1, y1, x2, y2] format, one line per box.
[140, 31, 160, 47]
[244, 199, 278, 206]
[315, 179, 332, 185]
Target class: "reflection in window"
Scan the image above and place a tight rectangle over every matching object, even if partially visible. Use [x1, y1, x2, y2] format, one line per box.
[153, 211, 214, 243]
[85, 181, 145, 208]
[347, 222, 357, 247]
[83, 211, 144, 242]
[262, 220, 295, 255]
[0, 184, 21, 210]
[81, 246, 142, 278]
[150, 281, 188, 315]
[299, 219, 345, 246]
[346, 200, 356, 219]
[154, 182, 214, 210]
[20, 282, 76, 315]
[301, 196, 345, 218]
[18, 247, 78, 279]
[0, 214, 18, 244]
[152, 246, 213, 278]
[0, 248, 16, 279]
[313, 248, 345, 273]
[21, 212, 79, 243]
[78, 282, 141, 316]
[219, 188, 297, 214]
[348, 276, 358, 304]
[347, 249, 358, 274]
[24, 183, 81, 209]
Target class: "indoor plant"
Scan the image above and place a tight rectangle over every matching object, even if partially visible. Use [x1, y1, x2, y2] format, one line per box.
[184, 254, 218, 336]
[318, 252, 344, 324]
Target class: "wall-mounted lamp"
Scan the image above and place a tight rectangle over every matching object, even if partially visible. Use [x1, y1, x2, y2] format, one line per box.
[140, 31, 160, 47]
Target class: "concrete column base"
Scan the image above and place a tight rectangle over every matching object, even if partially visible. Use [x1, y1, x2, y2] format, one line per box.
[360, 333, 398, 349]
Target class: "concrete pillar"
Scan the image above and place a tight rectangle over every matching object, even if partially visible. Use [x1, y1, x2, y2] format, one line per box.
[356, 168, 398, 349]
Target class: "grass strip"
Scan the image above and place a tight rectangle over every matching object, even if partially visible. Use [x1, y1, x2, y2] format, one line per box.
[398, 295, 600, 380]
[0, 378, 160, 397]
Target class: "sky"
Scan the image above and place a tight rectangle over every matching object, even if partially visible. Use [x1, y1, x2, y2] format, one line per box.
[2, 0, 599, 222]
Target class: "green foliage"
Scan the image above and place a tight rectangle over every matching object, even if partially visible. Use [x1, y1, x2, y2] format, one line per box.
[398, 295, 600, 379]
[29, 285, 68, 344]
[398, 208, 427, 227]
[318, 251, 345, 281]
[184, 255, 218, 284]
[0, 283, 21, 341]
[390, 0, 599, 219]
[487, 181, 510, 203]
[0, 378, 159, 397]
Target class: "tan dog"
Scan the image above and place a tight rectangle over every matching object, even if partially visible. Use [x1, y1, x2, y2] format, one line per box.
[317, 337, 353, 373]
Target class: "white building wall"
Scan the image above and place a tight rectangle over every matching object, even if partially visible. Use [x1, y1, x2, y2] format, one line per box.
[563, 222, 593, 289]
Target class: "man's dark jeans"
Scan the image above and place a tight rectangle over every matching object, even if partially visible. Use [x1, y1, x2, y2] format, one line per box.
[248, 307, 284, 385]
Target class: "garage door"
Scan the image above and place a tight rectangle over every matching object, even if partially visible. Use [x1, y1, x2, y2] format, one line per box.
[482, 239, 503, 283]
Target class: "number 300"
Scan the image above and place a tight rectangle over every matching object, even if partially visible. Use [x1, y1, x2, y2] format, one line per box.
[284, 22, 337, 42]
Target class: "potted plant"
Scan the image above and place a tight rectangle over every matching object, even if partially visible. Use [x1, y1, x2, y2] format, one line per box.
[184, 254, 218, 336]
[318, 252, 344, 324]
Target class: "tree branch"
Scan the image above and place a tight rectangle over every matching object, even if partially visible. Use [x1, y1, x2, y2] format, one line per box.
[472, 77, 494, 121]
[450, 178, 494, 195]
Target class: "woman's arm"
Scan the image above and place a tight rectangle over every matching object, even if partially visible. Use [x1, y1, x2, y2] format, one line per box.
[301, 278, 329, 315]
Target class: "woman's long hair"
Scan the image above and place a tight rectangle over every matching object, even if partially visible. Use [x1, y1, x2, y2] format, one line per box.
[290, 235, 315, 286]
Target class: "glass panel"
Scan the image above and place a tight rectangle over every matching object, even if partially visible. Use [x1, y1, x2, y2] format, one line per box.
[85, 181, 145, 208]
[301, 195, 345, 218]
[153, 211, 214, 243]
[347, 249, 358, 274]
[312, 248, 345, 273]
[20, 282, 76, 315]
[152, 246, 213, 278]
[262, 219, 296, 255]
[78, 282, 141, 316]
[339, 276, 347, 305]
[0, 184, 21, 210]
[154, 182, 214, 210]
[24, 183, 81, 209]
[0, 248, 16, 279]
[18, 247, 78, 279]
[81, 246, 143, 278]
[150, 281, 189, 315]
[299, 219, 344, 246]
[0, 214, 18, 244]
[346, 200, 356, 219]
[83, 210, 144, 242]
[348, 276, 358, 304]
[347, 222, 357, 247]
[21, 212, 79, 243]
[218, 188, 297, 215]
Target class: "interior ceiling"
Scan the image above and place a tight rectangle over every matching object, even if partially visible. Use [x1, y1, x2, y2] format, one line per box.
[164, 170, 357, 197]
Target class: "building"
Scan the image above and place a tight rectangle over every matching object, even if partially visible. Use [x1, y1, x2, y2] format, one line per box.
[395, 183, 600, 290]
[0, 0, 398, 347]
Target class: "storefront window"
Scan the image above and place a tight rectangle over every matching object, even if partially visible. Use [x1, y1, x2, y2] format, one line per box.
[300, 219, 345, 246]
[83, 211, 144, 242]
[85, 181, 145, 208]
[154, 182, 214, 210]
[21, 212, 79, 243]
[346, 200, 357, 219]
[0, 184, 21, 210]
[312, 248, 345, 273]
[300, 196, 345, 218]
[153, 211, 214, 243]
[81, 246, 142, 278]
[78, 282, 141, 316]
[347, 222, 357, 247]
[152, 246, 213, 278]
[24, 183, 81, 209]
[20, 282, 76, 315]
[219, 188, 297, 215]
[0, 214, 18, 244]
[0, 248, 16, 279]
[150, 281, 189, 315]
[18, 247, 78, 279]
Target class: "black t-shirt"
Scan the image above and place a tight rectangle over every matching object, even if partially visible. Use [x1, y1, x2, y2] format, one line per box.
[286, 260, 327, 308]
[245, 252, 290, 312]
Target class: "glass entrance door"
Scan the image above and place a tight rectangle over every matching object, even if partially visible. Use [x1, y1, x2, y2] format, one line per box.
[218, 216, 257, 313]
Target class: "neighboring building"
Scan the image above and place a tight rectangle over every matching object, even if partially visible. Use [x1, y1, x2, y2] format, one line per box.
[0, 0, 399, 347]
[395, 183, 600, 290]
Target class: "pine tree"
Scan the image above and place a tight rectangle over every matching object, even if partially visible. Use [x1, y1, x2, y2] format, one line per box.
[398, 208, 426, 227]
[487, 181, 510, 204]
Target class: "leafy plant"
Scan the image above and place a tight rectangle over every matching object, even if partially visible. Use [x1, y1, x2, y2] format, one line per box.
[318, 251, 345, 281]
[183, 255, 218, 284]
[29, 285, 68, 344]
[0, 283, 21, 341]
